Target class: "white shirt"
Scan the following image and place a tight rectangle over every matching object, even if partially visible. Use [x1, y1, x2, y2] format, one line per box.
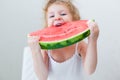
[47, 43, 89, 80]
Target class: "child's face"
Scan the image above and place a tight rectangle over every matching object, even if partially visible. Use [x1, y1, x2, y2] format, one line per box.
[47, 4, 73, 27]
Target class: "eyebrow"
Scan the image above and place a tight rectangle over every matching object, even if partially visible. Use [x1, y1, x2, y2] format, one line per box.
[59, 10, 67, 13]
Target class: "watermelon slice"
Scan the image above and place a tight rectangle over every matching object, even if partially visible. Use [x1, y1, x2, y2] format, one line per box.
[29, 20, 90, 50]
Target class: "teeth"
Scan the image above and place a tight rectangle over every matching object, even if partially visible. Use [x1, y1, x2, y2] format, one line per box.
[56, 23, 61, 26]
[54, 20, 64, 27]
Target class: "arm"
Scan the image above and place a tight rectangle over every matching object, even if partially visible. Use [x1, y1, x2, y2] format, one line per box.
[79, 21, 99, 75]
[28, 36, 48, 80]
[84, 39, 98, 75]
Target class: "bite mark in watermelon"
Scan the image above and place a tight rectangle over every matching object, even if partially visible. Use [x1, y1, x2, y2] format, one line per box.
[29, 20, 90, 50]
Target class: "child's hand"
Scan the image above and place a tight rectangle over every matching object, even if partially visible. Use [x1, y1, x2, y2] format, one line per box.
[27, 35, 41, 54]
[87, 20, 99, 41]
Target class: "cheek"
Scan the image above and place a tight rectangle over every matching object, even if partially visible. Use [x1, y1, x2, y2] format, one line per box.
[46, 15, 52, 27]
[47, 19, 53, 27]
[68, 16, 73, 21]
[65, 14, 73, 21]
[69, 15, 73, 21]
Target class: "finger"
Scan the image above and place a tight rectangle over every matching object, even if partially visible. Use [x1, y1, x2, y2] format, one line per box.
[28, 37, 39, 44]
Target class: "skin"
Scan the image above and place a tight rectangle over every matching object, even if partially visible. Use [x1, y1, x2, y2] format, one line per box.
[28, 4, 99, 80]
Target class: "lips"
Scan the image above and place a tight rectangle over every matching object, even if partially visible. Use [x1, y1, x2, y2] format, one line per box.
[54, 20, 64, 27]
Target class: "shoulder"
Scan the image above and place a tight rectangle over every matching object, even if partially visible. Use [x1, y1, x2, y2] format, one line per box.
[41, 50, 49, 61]
[77, 41, 87, 57]
[41, 50, 48, 57]
[41, 49, 48, 54]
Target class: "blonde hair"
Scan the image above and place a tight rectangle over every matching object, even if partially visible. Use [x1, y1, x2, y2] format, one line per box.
[43, 0, 80, 27]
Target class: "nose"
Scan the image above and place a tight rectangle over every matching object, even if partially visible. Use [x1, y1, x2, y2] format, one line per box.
[54, 14, 61, 20]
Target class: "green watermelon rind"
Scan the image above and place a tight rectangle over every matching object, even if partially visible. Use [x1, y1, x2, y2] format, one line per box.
[39, 28, 90, 50]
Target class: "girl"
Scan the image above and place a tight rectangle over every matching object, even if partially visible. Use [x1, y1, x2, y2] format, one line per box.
[27, 0, 99, 80]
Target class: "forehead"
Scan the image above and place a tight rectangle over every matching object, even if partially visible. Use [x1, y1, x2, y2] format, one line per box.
[47, 4, 69, 13]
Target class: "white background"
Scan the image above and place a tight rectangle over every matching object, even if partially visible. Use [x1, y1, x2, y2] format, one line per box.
[0, 0, 120, 80]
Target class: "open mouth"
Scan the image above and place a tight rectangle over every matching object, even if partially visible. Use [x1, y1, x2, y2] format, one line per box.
[55, 23, 63, 27]
[54, 20, 64, 27]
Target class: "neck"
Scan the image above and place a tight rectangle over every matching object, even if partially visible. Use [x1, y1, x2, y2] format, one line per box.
[49, 44, 76, 63]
